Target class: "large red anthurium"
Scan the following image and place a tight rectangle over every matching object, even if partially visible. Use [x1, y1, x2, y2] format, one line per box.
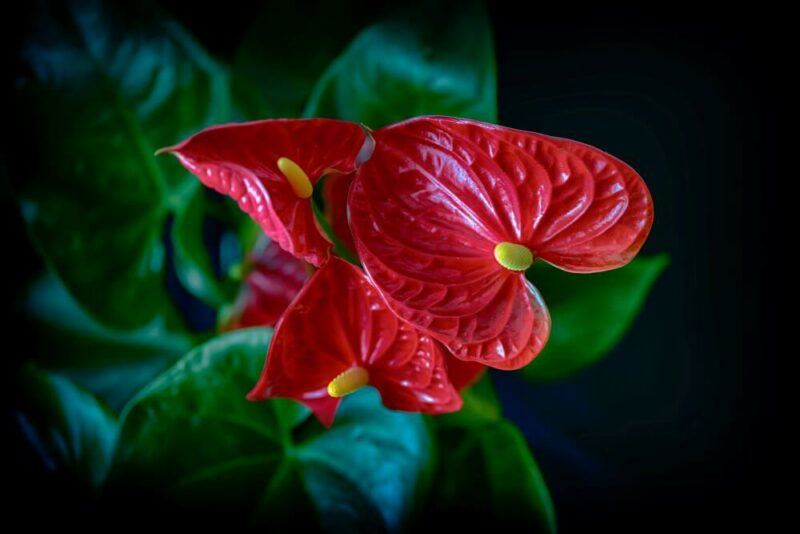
[160, 119, 371, 266]
[247, 257, 462, 427]
[349, 116, 653, 370]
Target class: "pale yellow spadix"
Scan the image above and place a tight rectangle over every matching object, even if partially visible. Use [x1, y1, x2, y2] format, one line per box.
[277, 157, 313, 199]
[493, 242, 534, 271]
[327, 367, 369, 398]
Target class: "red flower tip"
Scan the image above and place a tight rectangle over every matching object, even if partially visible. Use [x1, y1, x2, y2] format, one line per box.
[249, 257, 462, 426]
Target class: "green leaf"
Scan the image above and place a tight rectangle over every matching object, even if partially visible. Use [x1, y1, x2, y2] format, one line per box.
[110, 328, 432, 531]
[15, 365, 119, 489]
[171, 183, 240, 307]
[524, 255, 669, 381]
[25, 275, 194, 411]
[13, 0, 231, 329]
[304, 0, 497, 127]
[232, 0, 374, 119]
[424, 376, 556, 531]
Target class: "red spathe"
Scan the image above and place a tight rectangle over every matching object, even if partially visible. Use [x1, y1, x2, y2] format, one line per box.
[349, 117, 653, 369]
[248, 258, 462, 427]
[164, 118, 368, 266]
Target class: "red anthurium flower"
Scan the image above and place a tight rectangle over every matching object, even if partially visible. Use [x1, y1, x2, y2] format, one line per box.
[247, 257, 462, 427]
[161, 119, 370, 266]
[349, 117, 653, 370]
[222, 239, 308, 330]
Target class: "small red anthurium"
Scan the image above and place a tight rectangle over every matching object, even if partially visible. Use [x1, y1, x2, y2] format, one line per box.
[221, 239, 308, 330]
[247, 257, 462, 427]
[160, 119, 372, 266]
[349, 117, 654, 370]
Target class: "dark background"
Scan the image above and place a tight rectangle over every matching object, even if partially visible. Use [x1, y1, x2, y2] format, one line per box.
[488, 6, 785, 531]
[5, 2, 786, 532]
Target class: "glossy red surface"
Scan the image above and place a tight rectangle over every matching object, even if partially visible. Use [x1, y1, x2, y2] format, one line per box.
[163, 119, 367, 266]
[349, 116, 652, 369]
[224, 240, 308, 330]
[247, 258, 462, 427]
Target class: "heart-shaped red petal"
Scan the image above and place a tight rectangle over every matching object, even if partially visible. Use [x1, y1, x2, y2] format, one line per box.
[163, 119, 368, 266]
[248, 258, 461, 426]
[349, 117, 651, 368]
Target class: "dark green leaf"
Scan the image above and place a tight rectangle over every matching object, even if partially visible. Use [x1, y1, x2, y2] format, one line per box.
[171, 183, 240, 307]
[13, 0, 231, 328]
[424, 376, 556, 531]
[524, 255, 669, 381]
[232, 0, 374, 119]
[111, 328, 432, 531]
[25, 276, 194, 411]
[15, 365, 119, 489]
[304, 0, 497, 127]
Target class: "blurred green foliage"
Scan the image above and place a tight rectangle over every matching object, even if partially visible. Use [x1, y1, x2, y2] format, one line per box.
[15, 365, 119, 489]
[25, 275, 194, 410]
[429, 377, 556, 531]
[11, 0, 664, 531]
[524, 255, 669, 381]
[304, 0, 496, 127]
[13, 0, 234, 329]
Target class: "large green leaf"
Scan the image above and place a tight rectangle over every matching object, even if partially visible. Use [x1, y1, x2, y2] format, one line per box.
[110, 328, 432, 531]
[232, 0, 374, 119]
[14, 365, 119, 489]
[304, 0, 497, 127]
[424, 376, 556, 531]
[524, 255, 669, 381]
[13, 0, 231, 329]
[25, 276, 194, 411]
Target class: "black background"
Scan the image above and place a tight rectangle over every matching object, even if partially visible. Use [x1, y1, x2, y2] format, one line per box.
[5, 2, 787, 532]
[488, 5, 785, 531]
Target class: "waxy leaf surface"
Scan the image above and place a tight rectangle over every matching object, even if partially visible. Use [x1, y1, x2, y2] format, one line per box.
[111, 328, 432, 531]
[350, 116, 653, 368]
[249, 258, 461, 426]
[164, 119, 367, 266]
